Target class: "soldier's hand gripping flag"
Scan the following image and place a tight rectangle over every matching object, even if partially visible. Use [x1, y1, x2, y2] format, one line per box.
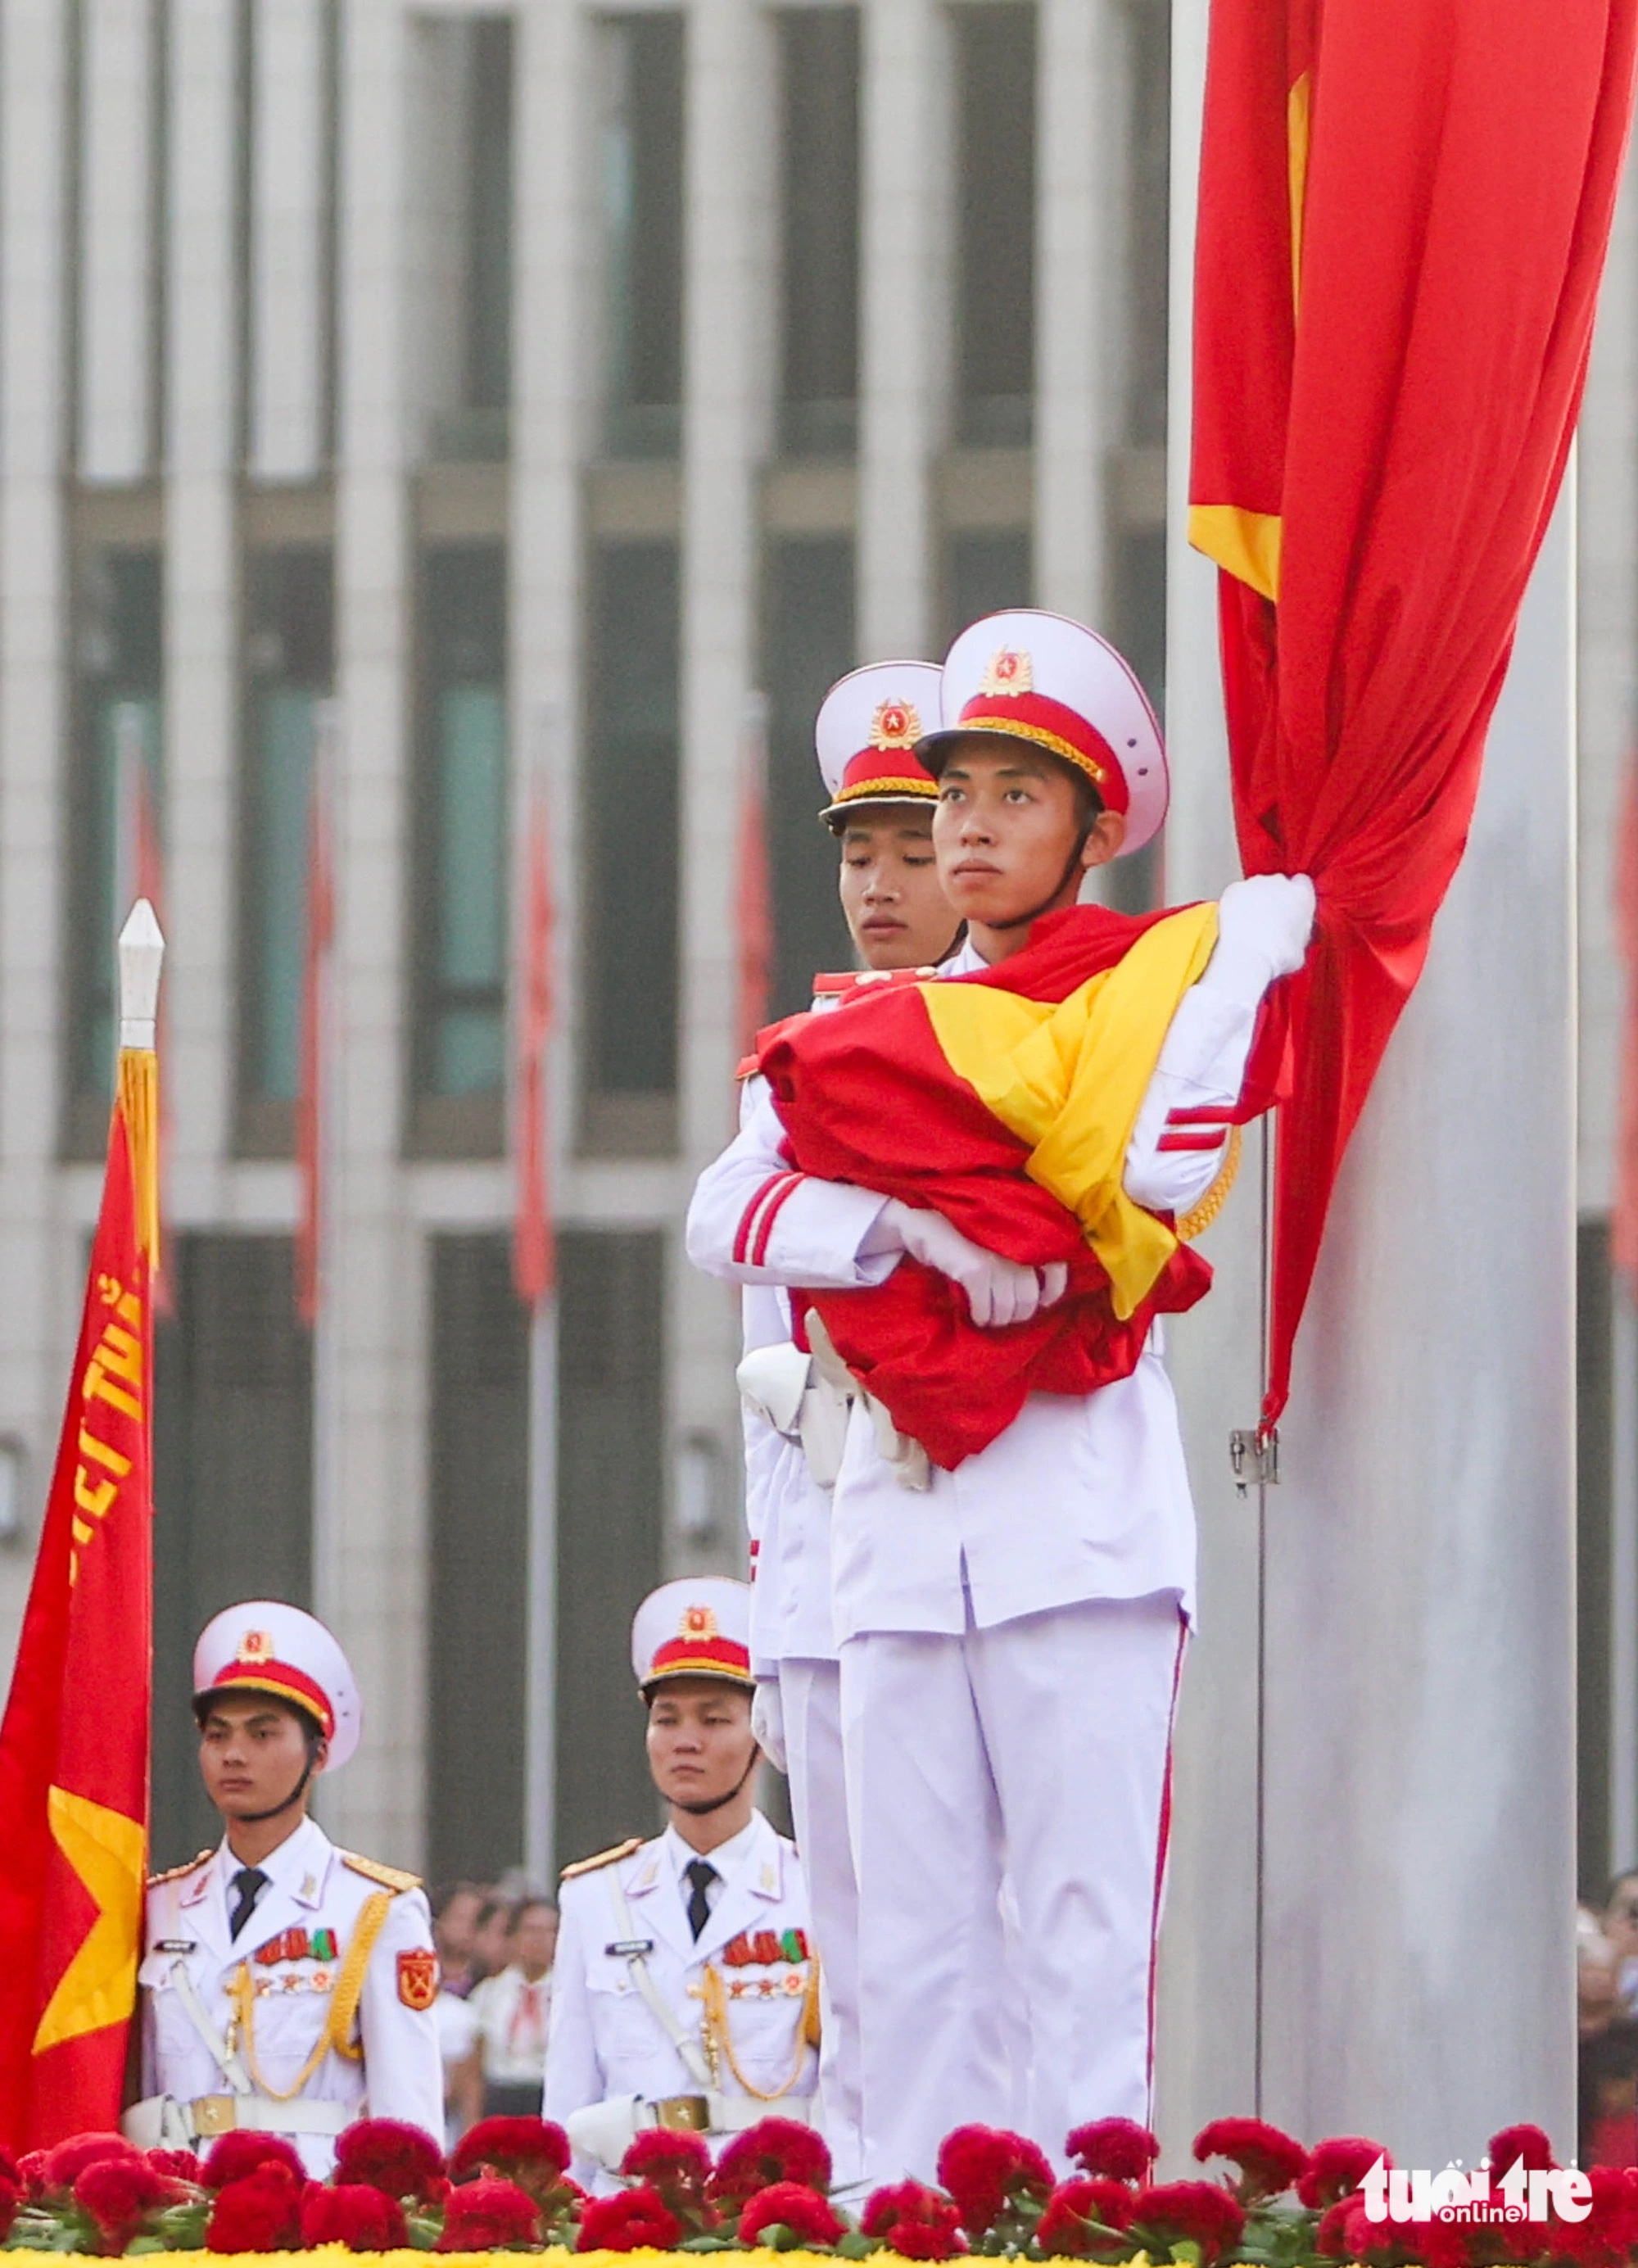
[0, 903, 164, 2150]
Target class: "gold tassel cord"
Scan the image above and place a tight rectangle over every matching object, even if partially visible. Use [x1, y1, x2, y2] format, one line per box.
[699, 1960, 821, 2103]
[117, 1048, 161, 1270]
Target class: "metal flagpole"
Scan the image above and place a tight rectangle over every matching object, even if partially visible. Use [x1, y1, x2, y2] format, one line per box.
[310, 698, 344, 1647]
[523, 709, 559, 1888]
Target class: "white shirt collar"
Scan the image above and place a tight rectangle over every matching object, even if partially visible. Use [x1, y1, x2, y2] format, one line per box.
[216, 1812, 325, 1899]
[660, 1813, 761, 1888]
[943, 935, 992, 976]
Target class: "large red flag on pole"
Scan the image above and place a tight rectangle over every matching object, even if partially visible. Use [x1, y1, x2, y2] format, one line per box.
[514, 770, 556, 1306]
[0, 902, 164, 2151]
[1190, 0, 1638, 1426]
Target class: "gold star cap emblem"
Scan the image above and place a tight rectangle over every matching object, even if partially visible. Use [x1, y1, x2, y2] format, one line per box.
[978, 646, 1034, 696]
[680, 1604, 719, 1641]
[869, 698, 922, 750]
[236, 1630, 274, 1663]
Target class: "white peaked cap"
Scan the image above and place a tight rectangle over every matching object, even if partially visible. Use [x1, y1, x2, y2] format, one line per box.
[815, 660, 944, 822]
[631, 1576, 754, 1695]
[921, 609, 1170, 855]
[192, 1600, 362, 1771]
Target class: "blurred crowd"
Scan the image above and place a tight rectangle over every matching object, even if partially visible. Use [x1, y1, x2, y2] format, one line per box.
[1578, 1874, 1638, 2163]
[429, 1879, 557, 2146]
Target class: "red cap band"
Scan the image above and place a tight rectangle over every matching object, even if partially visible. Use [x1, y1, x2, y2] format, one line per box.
[202, 1659, 337, 1740]
[952, 689, 1131, 813]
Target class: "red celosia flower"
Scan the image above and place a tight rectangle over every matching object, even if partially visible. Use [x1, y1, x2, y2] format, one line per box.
[144, 2148, 203, 2184]
[1315, 2189, 1367, 2255]
[1132, 2179, 1247, 2266]
[200, 2130, 306, 2189]
[0, 2175, 19, 2244]
[1298, 2139, 1391, 2210]
[74, 2157, 187, 2252]
[935, 2125, 1055, 2236]
[1065, 2120, 1160, 2184]
[577, 2182, 684, 2252]
[862, 2180, 969, 2261]
[205, 2162, 305, 2252]
[1554, 2165, 1638, 2268]
[38, 2133, 138, 2198]
[739, 2180, 848, 2248]
[711, 2116, 833, 2202]
[302, 2181, 410, 2251]
[1486, 2124, 1555, 2176]
[618, 2126, 715, 2220]
[1193, 2116, 1309, 2202]
[333, 2116, 446, 2202]
[437, 2174, 542, 2251]
[1035, 2177, 1139, 2259]
[450, 2114, 573, 2211]
[19, 2151, 48, 2201]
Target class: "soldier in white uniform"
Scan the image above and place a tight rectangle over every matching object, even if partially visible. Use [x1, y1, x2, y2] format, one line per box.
[738, 660, 958, 2184]
[545, 1578, 818, 2187]
[124, 1601, 444, 2171]
[687, 609, 1316, 2180]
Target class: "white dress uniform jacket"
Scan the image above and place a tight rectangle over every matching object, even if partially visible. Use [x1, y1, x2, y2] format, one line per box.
[688, 926, 1279, 1639]
[545, 1811, 817, 2188]
[135, 1816, 445, 2174]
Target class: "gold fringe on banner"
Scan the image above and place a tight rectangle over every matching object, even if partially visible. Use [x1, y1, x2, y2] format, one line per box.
[116, 1047, 161, 1270]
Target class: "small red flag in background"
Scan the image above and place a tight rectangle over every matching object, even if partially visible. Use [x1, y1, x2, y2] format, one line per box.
[1614, 757, 1638, 1289]
[513, 776, 555, 1306]
[736, 692, 773, 1066]
[1190, 0, 1638, 1426]
[296, 721, 336, 1329]
[0, 975, 161, 2149]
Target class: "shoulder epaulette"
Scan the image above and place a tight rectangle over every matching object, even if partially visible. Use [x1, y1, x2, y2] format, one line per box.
[560, 1836, 643, 1881]
[341, 1850, 421, 1895]
[147, 1849, 213, 1888]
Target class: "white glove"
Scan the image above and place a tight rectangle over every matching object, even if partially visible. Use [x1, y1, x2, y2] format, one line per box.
[879, 1199, 1070, 1329]
[751, 1678, 788, 1773]
[566, 2094, 644, 2172]
[1208, 873, 1317, 998]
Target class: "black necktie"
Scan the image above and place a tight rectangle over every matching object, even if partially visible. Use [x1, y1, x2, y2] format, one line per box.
[228, 1866, 268, 1940]
[684, 1858, 717, 1940]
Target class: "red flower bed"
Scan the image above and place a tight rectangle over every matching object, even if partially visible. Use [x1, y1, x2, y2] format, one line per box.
[199, 2133, 305, 2191]
[72, 2158, 186, 2254]
[301, 2182, 410, 2252]
[1037, 2176, 1140, 2259]
[333, 2117, 445, 2203]
[577, 2183, 684, 2252]
[1066, 2121, 1160, 2184]
[204, 2163, 305, 2252]
[738, 2180, 848, 2248]
[862, 2180, 970, 2261]
[435, 2175, 541, 2252]
[37, 2134, 137, 2199]
[936, 2125, 1054, 2238]
[1132, 2178, 1248, 2266]
[711, 2116, 833, 2203]
[1194, 2116, 1310, 2202]
[1299, 2139, 1389, 2211]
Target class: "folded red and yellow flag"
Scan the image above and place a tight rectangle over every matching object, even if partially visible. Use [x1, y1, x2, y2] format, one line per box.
[758, 903, 1233, 1468]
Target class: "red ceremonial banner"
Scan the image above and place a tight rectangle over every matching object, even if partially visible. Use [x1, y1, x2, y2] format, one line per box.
[0, 1052, 158, 2150]
[1191, 0, 1638, 1424]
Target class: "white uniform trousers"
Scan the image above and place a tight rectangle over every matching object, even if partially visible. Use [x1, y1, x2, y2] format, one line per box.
[778, 1657, 863, 2186]
[839, 1592, 1186, 2183]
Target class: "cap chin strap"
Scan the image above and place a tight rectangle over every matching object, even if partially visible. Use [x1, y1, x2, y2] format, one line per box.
[673, 1745, 761, 1818]
[234, 1745, 319, 1827]
[982, 832, 1094, 936]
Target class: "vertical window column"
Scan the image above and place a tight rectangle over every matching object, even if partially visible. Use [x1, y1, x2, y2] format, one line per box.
[600, 15, 685, 459]
[78, 0, 160, 482]
[777, 10, 861, 459]
[581, 541, 681, 1152]
[857, 0, 951, 657]
[238, 547, 333, 1151]
[247, 0, 330, 481]
[952, 3, 1037, 447]
[413, 543, 508, 1153]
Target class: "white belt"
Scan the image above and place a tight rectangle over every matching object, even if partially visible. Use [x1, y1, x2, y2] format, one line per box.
[640, 2091, 813, 2134]
[123, 2091, 351, 2143]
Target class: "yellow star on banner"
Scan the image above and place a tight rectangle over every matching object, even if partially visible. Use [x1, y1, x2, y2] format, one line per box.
[31, 1785, 145, 2053]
